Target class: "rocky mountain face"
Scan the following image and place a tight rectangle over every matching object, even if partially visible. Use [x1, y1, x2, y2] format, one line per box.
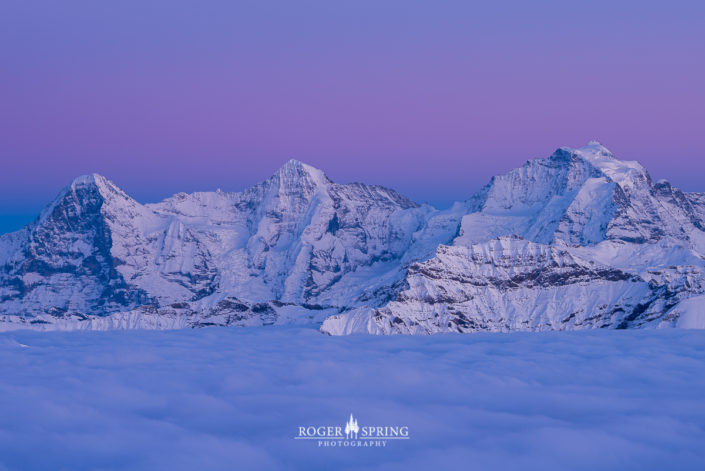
[321, 142, 705, 334]
[2, 143, 704, 333]
[0, 160, 461, 330]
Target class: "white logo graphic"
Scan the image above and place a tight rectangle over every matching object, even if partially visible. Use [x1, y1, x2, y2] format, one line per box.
[345, 413, 359, 439]
[295, 413, 410, 447]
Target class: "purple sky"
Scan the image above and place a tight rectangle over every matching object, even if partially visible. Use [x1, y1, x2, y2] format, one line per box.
[1, 0, 704, 233]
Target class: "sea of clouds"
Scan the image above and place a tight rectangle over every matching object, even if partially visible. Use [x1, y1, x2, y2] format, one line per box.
[0, 327, 704, 471]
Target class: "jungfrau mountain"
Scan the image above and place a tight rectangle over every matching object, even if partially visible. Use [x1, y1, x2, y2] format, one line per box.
[321, 142, 705, 334]
[1, 142, 704, 333]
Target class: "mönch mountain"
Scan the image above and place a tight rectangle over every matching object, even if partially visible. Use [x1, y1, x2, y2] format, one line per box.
[1, 142, 704, 334]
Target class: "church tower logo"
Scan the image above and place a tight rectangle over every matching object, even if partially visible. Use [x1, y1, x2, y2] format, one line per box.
[344, 413, 359, 439]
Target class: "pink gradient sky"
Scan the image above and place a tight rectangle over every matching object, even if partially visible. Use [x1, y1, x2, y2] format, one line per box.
[1, 0, 704, 233]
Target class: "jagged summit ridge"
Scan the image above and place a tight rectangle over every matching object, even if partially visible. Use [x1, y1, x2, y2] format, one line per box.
[1, 144, 704, 333]
[0, 157, 453, 325]
[321, 143, 705, 335]
[456, 141, 699, 247]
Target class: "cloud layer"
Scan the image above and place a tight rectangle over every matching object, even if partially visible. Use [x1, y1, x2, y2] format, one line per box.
[1, 327, 704, 470]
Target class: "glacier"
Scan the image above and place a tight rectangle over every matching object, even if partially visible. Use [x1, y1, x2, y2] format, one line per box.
[1, 142, 704, 333]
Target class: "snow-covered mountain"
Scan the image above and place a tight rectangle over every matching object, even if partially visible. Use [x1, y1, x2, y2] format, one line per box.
[321, 142, 705, 334]
[2, 143, 704, 333]
[0, 160, 462, 330]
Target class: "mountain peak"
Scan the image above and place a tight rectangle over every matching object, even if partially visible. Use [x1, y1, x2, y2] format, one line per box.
[574, 140, 615, 161]
[273, 159, 331, 189]
[550, 141, 615, 163]
[547, 141, 648, 192]
[66, 173, 132, 200]
[280, 158, 306, 169]
[69, 173, 110, 190]
[36, 173, 135, 223]
[277, 158, 324, 174]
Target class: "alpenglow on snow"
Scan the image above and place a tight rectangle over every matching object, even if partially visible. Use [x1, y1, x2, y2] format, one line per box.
[1, 142, 704, 333]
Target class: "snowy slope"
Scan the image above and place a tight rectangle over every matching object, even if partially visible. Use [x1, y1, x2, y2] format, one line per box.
[322, 142, 705, 334]
[2, 143, 704, 333]
[0, 161, 460, 330]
